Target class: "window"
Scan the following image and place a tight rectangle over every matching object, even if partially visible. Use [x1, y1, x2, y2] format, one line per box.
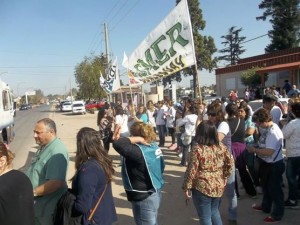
[2, 90, 11, 111]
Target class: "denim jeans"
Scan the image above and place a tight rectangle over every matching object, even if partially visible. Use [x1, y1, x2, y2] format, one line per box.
[131, 190, 162, 225]
[192, 189, 222, 225]
[156, 125, 166, 146]
[286, 156, 300, 201]
[223, 166, 237, 221]
[259, 159, 285, 220]
[181, 137, 195, 166]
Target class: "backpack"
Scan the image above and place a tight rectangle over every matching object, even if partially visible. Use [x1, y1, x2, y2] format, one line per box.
[53, 189, 82, 225]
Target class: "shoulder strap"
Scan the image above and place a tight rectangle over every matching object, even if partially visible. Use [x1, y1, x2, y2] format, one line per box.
[231, 118, 240, 137]
[88, 183, 108, 221]
[273, 144, 282, 162]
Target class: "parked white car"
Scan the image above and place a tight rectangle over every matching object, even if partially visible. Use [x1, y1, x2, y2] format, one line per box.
[72, 102, 86, 115]
[61, 102, 72, 112]
[248, 98, 289, 112]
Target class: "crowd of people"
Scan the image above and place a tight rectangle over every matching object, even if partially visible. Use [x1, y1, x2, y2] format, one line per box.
[1, 91, 300, 225]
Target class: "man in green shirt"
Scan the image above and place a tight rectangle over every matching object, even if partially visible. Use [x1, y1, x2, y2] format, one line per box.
[26, 118, 69, 225]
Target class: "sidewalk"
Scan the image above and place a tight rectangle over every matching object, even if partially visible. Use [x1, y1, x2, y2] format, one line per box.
[45, 110, 300, 225]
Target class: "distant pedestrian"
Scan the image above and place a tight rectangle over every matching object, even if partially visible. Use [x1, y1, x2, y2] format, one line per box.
[156, 100, 168, 147]
[97, 109, 113, 151]
[287, 85, 300, 98]
[283, 80, 292, 97]
[26, 118, 69, 225]
[146, 100, 157, 132]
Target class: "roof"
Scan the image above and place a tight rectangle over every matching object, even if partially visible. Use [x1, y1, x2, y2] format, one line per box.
[256, 61, 300, 74]
[215, 47, 300, 75]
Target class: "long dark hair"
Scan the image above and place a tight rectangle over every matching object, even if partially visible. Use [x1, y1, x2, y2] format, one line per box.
[73, 127, 114, 182]
[97, 109, 106, 126]
[195, 121, 219, 146]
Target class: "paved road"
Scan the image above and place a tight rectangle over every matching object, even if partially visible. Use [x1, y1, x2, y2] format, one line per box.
[11, 105, 300, 225]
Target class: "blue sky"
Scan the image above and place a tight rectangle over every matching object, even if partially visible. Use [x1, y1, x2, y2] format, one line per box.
[0, 0, 271, 96]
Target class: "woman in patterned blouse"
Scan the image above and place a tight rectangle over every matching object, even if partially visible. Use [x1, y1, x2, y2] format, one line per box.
[182, 121, 234, 225]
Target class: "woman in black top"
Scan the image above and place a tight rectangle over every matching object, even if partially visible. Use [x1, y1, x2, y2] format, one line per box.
[0, 142, 34, 225]
[226, 103, 257, 198]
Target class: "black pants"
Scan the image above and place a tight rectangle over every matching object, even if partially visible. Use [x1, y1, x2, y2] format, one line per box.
[102, 137, 110, 152]
[168, 127, 175, 144]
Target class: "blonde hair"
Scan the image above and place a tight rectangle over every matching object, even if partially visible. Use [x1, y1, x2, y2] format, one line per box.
[130, 122, 156, 142]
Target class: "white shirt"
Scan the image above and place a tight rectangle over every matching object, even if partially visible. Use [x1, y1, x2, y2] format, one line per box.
[217, 121, 232, 153]
[115, 114, 129, 134]
[282, 118, 300, 157]
[178, 114, 198, 136]
[155, 105, 168, 125]
[166, 106, 176, 128]
[258, 123, 283, 163]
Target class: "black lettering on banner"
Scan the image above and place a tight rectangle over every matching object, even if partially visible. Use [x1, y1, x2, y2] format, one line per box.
[139, 55, 187, 83]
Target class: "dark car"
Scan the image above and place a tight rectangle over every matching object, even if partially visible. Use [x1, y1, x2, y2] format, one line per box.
[19, 104, 29, 110]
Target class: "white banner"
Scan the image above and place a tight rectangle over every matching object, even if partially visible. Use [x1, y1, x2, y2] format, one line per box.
[124, 0, 195, 84]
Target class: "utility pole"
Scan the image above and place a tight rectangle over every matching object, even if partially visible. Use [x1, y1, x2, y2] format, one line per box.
[104, 23, 109, 65]
[104, 23, 112, 102]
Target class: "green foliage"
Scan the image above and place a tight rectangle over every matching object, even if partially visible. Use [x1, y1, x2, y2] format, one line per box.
[219, 26, 246, 65]
[161, 0, 217, 90]
[241, 67, 268, 88]
[257, 0, 300, 52]
[74, 54, 108, 100]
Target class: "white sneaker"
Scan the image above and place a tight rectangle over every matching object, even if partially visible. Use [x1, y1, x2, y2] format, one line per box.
[178, 153, 182, 158]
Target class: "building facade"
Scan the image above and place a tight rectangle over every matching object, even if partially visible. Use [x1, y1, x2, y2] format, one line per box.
[215, 47, 300, 98]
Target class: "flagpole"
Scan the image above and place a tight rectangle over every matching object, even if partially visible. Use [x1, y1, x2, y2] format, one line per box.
[127, 68, 134, 103]
[184, 0, 202, 104]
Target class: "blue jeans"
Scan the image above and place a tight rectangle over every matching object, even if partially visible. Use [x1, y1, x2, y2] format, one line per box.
[192, 189, 222, 225]
[131, 190, 161, 225]
[223, 166, 237, 221]
[181, 137, 195, 166]
[286, 156, 300, 201]
[156, 125, 166, 146]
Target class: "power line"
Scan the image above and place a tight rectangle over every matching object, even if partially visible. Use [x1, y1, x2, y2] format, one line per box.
[241, 33, 268, 44]
[107, 0, 129, 25]
[109, 0, 141, 33]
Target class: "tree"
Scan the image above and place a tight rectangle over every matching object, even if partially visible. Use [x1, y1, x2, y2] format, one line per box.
[241, 67, 268, 88]
[219, 26, 246, 65]
[74, 54, 108, 100]
[161, 0, 217, 98]
[257, 0, 300, 52]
